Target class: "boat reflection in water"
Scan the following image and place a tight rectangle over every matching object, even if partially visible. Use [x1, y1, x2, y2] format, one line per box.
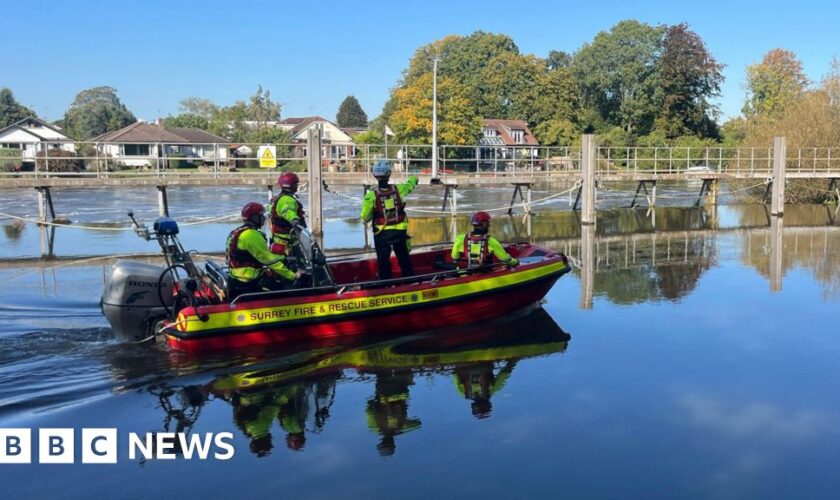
[160, 306, 572, 457]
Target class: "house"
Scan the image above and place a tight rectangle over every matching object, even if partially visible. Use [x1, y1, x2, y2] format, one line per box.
[0, 117, 76, 167]
[277, 116, 356, 166]
[92, 122, 229, 168]
[477, 119, 540, 170]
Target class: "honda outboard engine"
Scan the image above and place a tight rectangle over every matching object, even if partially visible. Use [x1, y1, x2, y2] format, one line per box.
[101, 261, 173, 340]
[101, 213, 200, 341]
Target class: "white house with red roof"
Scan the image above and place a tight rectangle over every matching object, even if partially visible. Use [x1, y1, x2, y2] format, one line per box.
[93, 121, 229, 167]
[0, 117, 76, 166]
[478, 119, 540, 170]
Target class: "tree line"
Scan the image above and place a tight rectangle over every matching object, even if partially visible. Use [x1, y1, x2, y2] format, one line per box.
[2, 19, 838, 150]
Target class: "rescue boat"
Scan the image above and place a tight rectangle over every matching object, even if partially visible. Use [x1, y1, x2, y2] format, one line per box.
[101, 216, 571, 352]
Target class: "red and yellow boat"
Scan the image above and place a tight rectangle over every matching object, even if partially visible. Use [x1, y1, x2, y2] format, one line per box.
[164, 244, 570, 352]
[101, 217, 571, 353]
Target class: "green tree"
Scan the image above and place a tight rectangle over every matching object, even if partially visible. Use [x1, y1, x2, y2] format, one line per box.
[206, 86, 284, 143]
[532, 118, 578, 146]
[821, 56, 840, 107]
[178, 97, 219, 119]
[655, 23, 724, 138]
[389, 73, 481, 145]
[352, 129, 384, 145]
[720, 117, 747, 146]
[390, 32, 520, 122]
[63, 86, 136, 139]
[247, 85, 281, 124]
[546, 50, 572, 70]
[743, 48, 809, 117]
[163, 114, 209, 129]
[381, 31, 582, 143]
[0, 88, 36, 128]
[336, 96, 368, 127]
[209, 102, 248, 142]
[572, 20, 665, 136]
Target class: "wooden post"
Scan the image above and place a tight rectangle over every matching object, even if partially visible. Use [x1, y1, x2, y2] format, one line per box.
[769, 215, 784, 292]
[581, 134, 596, 224]
[157, 186, 169, 217]
[36, 188, 47, 223]
[771, 137, 786, 216]
[580, 223, 595, 310]
[307, 127, 323, 238]
[525, 184, 532, 215]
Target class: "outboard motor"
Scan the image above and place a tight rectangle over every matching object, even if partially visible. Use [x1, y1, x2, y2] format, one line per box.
[101, 261, 174, 340]
[101, 212, 200, 341]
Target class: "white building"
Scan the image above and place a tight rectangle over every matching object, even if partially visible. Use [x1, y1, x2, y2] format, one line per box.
[0, 117, 76, 166]
[277, 116, 356, 163]
[93, 122, 229, 168]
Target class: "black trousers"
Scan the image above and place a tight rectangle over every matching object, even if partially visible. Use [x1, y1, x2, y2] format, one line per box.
[374, 229, 414, 280]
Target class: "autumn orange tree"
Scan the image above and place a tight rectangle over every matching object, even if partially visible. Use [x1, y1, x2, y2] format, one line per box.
[743, 49, 810, 117]
[389, 73, 481, 146]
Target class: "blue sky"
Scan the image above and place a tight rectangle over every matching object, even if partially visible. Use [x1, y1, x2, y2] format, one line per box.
[5, 0, 838, 124]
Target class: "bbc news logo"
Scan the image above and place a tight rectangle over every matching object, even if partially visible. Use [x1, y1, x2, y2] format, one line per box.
[0, 429, 235, 464]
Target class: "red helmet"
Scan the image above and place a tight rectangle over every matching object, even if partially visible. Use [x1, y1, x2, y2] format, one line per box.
[277, 172, 300, 191]
[241, 202, 266, 224]
[470, 211, 491, 226]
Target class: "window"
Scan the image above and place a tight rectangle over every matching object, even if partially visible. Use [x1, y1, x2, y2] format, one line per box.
[123, 144, 150, 156]
[483, 129, 496, 138]
[1, 143, 22, 149]
[511, 130, 524, 143]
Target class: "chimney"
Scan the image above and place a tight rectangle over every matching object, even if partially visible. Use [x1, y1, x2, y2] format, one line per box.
[155, 117, 163, 127]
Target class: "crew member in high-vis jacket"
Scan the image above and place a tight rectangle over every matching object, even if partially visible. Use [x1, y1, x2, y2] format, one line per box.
[226, 202, 301, 298]
[451, 211, 519, 269]
[269, 172, 306, 261]
[360, 160, 419, 279]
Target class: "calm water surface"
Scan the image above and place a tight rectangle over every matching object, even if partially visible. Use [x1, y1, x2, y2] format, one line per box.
[1, 185, 839, 499]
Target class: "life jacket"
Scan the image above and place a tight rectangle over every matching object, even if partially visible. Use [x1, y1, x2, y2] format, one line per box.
[270, 193, 306, 235]
[373, 185, 406, 227]
[226, 225, 262, 272]
[462, 233, 490, 268]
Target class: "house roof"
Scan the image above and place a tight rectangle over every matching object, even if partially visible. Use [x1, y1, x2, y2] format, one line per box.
[0, 117, 74, 141]
[165, 127, 229, 143]
[481, 119, 539, 146]
[280, 116, 334, 137]
[92, 122, 229, 143]
[339, 126, 368, 138]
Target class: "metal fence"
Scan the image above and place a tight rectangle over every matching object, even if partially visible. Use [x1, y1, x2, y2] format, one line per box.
[2, 139, 840, 181]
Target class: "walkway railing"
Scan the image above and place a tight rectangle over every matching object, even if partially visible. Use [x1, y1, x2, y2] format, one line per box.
[2, 137, 840, 182]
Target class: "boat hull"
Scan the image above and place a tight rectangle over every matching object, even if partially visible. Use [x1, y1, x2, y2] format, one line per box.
[164, 246, 570, 353]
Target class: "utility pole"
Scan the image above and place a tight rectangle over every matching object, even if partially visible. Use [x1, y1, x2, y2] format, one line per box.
[431, 56, 439, 180]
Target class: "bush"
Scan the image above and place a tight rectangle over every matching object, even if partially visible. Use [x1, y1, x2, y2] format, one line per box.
[0, 148, 22, 172]
[167, 154, 189, 169]
[35, 149, 83, 172]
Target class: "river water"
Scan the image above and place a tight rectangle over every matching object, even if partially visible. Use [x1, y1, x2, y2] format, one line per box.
[1, 185, 840, 499]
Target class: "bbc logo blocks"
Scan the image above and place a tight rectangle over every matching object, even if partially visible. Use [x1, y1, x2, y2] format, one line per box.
[39, 428, 74, 464]
[0, 429, 30, 464]
[1, 428, 116, 464]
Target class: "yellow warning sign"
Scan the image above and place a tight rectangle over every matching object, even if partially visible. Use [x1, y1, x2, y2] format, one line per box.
[258, 145, 277, 168]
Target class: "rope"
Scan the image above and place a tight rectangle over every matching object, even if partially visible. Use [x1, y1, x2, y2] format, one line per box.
[405, 184, 580, 215]
[326, 190, 365, 203]
[600, 180, 770, 200]
[0, 210, 238, 231]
